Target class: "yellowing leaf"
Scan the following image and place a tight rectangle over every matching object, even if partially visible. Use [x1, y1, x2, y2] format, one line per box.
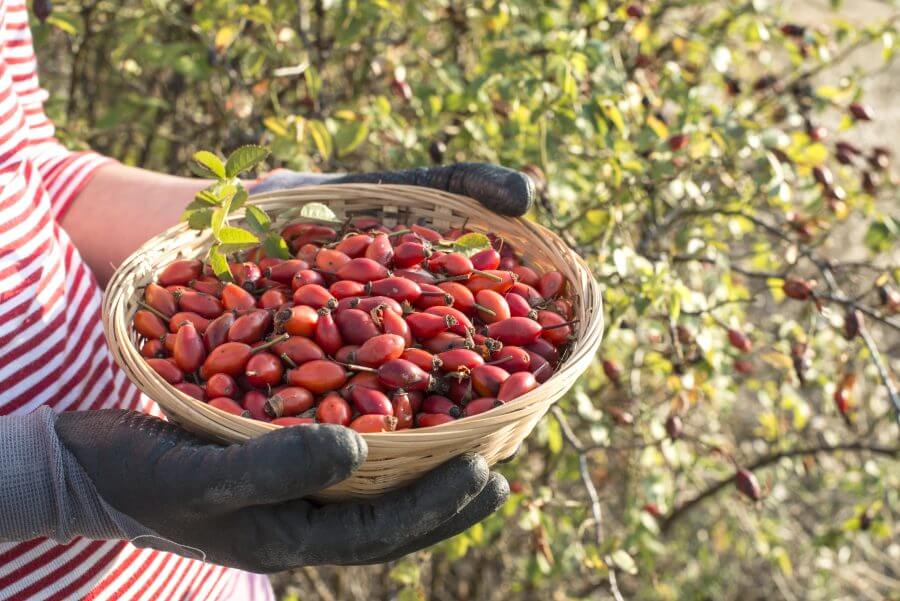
[47, 14, 79, 35]
[646, 115, 669, 139]
[761, 352, 794, 370]
[793, 143, 828, 167]
[816, 85, 843, 100]
[773, 547, 793, 578]
[757, 411, 780, 439]
[307, 120, 333, 159]
[632, 20, 650, 42]
[600, 101, 628, 138]
[263, 117, 289, 137]
[214, 26, 238, 52]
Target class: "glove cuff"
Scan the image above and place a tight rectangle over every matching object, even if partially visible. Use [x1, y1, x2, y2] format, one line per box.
[0, 407, 153, 544]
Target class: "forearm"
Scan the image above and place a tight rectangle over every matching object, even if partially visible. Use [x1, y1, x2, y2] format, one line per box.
[60, 163, 213, 287]
[60, 164, 335, 287]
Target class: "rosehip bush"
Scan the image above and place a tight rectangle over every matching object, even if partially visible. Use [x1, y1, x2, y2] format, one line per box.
[34, 1, 899, 599]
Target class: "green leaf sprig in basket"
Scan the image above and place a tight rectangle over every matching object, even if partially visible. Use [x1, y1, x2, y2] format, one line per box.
[181, 145, 294, 281]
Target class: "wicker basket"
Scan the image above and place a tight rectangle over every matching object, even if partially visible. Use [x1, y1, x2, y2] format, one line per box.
[103, 184, 603, 501]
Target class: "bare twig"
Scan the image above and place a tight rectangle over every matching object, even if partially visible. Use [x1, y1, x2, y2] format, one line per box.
[859, 323, 900, 423]
[552, 407, 625, 601]
[661, 441, 899, 532]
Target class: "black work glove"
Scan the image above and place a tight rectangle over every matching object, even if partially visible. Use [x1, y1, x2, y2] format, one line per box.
[249, 163, 535, 217]
[54, 410, 508, 573]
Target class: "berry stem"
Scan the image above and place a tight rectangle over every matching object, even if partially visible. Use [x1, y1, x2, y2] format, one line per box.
[335, 362, 378, 373]
[471, 269, 502, 282]
[137, 301, 169, 321]
[473, 303, 497, 316]
[542, 319, 580, 331]
[251, 333, 290, 354]
[435, 274, 471, 283]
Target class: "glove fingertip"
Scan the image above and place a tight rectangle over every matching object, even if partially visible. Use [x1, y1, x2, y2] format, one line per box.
[434, 452, 490, 497]
[501, 169, 535, 217]
[276, 423, 368, 470]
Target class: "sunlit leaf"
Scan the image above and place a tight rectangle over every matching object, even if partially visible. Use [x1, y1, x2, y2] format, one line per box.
[208, 245, 234, 282]
[225, 145, 270, 178]
[245, 205, 272, 234]
[217, 226, 259, 245]
[263, 233, 292, 260]
[298, 202, 338, 222]
[192, 151, 226, 179]
[452, 233, 491, 253]
[186, 208, 214, 230]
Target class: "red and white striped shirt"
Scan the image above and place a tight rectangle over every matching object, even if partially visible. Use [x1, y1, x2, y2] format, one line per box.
[0, 2, 273, 598]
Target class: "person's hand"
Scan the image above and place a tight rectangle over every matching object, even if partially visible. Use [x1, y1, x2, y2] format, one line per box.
[55, 410, 508, 572]
[249, 163, 535, 217]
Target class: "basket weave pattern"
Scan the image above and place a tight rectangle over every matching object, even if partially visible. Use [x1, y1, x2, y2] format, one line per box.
[103, 185, 603, 500]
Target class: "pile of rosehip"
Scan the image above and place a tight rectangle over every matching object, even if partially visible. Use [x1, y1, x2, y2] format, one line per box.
[132, 217, 575, 433]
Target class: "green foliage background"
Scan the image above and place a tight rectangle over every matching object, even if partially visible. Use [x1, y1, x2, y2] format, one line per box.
[33, 1, 899, 599]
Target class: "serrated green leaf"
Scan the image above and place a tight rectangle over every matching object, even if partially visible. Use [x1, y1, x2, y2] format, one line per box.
[208, 245, 234, 283]
[245, 205, 272, 234]
[211, 182, 238, 205]
[183, 199, 213, 212]
[264, 233, 292, 259]
[189, 161, 217, 179]
[225, 145, 270, 178]
[300, 202, 338, 222]
[453, 233, 491, 252]
[186, 208, 214, 229]
[230, 187, 248, 213]
[217, 226, 259, 245]
[193, 150, 225, 179]
[215, 243, 249, 255]
[308, 120, 333, 159]
[194, 188, 220, 205]
[211, 207, 227, 236]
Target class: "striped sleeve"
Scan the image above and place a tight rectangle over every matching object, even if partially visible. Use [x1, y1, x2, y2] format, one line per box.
[31, 147, 116, 221]
[1, 0, 116, 221]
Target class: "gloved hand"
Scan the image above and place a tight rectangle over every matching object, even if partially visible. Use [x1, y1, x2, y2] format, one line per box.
[249, 163, 535, 217]
[54, 410, 508, 573]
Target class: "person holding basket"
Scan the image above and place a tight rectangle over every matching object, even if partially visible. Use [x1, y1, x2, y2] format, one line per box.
[0, 1, 533, 598]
